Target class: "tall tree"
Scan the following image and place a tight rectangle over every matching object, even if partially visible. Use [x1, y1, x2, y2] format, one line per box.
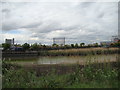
[2, 43, 10, 50]
[94, 43, 98, 47]
[22, 43, 30, 51]
[71, 44, 74, 48]
[75, 43, 78, 48]
[31, 43, 39, 50]
[80, 43, 85, 47]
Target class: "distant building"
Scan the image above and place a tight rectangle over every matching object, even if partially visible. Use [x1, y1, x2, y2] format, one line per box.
[100, 41, 113, 46]
[5, 38, 14, 47]
[113, 38, 120, 43]
[0, 47, 3, 50]
[112, 36, 120, 43]
[53, 37, 65, 46]
[11, 47, 23, 51]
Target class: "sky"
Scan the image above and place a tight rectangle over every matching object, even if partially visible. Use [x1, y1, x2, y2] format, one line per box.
[0, 0, 119, 45]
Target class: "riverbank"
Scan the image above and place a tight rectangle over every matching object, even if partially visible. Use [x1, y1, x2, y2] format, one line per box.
[2, 47, 119, 88]
[2, 61, 119, 88]
[2, 47, 119, 59]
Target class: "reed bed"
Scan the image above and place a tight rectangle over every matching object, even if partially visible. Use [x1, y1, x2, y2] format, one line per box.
[2, 48, 119, 88]
[42, 47, 119, 56]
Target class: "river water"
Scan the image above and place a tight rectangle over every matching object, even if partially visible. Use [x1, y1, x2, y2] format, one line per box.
[8, 54, 119, 66]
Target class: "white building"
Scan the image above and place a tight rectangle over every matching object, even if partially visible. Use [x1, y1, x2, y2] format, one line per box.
[5, 38, 14, 47]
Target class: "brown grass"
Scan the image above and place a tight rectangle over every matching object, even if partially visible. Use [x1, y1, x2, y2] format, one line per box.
[49, 47, 119, 54]
[50, 47, 118, 52]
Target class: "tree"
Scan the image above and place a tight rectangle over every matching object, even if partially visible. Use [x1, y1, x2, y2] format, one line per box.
[2, 43, 10, 50]
[80, 43, 85, 47]
[64, 44, 70, 49]
[52, 44, 58, 47]
[71, 44, 74, 48]
[94, 43, 98, 47]
[31, 43, 39, 50]
[43, 44, 46, 48]
[113, 40, 120, 47]
[22, 43, 30, 51]
[0, 44, 2, 47]
[75, 43, 78, 48]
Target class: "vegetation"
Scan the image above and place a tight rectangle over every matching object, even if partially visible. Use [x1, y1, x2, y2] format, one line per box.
[2, 62, 119, 88]
[37, 47, 119, 56]
[30, 43, 39, 51]
[2, 38, 120, 88]
[2, 47, 119, 57]
[2, 40, 120, 51]
[80, 43, 85, 47]
[2, 43, 11, 50]
[0, 44, 2, 47]
[75, 43, 79, 48]
[22, 43, 30, 51]
[2, 48, 119, 88]
[71, 44, 74, 48]
[110, 40, 120, 47]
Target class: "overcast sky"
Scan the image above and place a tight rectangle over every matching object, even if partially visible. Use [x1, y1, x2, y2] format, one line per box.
[0, 0, 118, 45]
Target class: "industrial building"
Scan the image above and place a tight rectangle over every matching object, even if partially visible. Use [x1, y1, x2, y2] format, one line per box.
[53, 37, 65, 46]
[112, 36, 120, 43]
[100, 41, 113, 46]
[5, 38, 15, 48]
[100, 36, 120, 47]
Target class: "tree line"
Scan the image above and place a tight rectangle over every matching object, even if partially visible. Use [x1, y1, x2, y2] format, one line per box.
[1, 40, 120, 51]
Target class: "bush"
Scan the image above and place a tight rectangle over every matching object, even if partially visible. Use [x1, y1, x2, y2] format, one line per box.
[2, 63, 119, 88]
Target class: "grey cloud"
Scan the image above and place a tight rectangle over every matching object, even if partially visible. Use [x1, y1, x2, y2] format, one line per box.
[97, 13, 104, 18]
[80, 2, 95, 8]
[22, 22, 42, 28]
[2, 9, 10, 13]
[1, 2, 118, 44]
[2, 22, 18, 30]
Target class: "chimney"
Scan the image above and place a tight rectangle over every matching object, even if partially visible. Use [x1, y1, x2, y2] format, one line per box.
[13, 38, 14, 45]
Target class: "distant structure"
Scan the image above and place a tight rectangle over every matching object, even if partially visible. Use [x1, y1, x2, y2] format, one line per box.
[100, 35, 120, 47]
[112, 36, 120, 43]
[5, 38, 14, 47]
[100, 41, 112, 47]
[53, 37, 65, 46]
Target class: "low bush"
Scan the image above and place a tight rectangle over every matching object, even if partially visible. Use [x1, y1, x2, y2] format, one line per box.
[2, 63, 119, 88]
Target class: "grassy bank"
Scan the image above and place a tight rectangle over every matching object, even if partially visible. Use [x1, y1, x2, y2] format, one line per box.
[38, 47, 119, 56]
[3, 48, 119, 59]
[2, 62, 119, 88]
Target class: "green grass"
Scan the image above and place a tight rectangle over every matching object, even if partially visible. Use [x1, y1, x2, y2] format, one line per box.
[66, 80, 119, 88]
[2, 62, 119, 88]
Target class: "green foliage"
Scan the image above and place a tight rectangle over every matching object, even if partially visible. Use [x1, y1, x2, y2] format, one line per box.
[113, 42, 120, 47]
[43, 44, 46, 48]
[31, 43, 39, 50]
[22, 43, 30, 51]
[3, 69, 37, 88]
[3, 63, 119, 88]
[80, 43, 85, 47]
[71, 44, 74, 48]
[0, 44, 2, 47]
[2, 43, 10, 50]
[94, 43, 99, 47]
[52, 44, 59, 47]
[64, 44, 70, 48]
[75, 43, 79, 48]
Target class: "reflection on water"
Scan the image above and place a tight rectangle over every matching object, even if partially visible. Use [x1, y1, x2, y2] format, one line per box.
[9, 54, 118, 65]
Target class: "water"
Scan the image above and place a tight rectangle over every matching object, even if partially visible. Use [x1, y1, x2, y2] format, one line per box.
[9, 54, 118, 66]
